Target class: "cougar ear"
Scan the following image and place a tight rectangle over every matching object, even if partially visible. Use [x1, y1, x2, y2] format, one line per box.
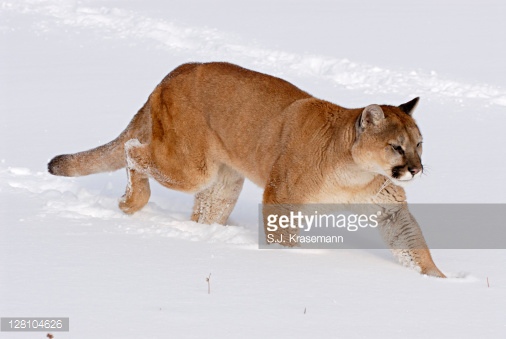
[359, 104, 385, 130]
[398, 97, 420, 116]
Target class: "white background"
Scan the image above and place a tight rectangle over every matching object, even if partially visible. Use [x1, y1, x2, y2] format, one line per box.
[1, 1, 505, 338]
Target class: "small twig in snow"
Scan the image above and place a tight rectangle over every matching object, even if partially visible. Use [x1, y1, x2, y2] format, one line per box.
[487, 277, 490, 288]
[206, 273, 212, 294]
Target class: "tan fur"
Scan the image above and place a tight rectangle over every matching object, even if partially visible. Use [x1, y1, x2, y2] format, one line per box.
[48, 62, 445, 278]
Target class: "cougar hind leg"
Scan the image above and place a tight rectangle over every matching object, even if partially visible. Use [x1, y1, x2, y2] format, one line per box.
[119, 139, 152, 214]
[191, 165, 245, 225]
[120, 138, 224, 216]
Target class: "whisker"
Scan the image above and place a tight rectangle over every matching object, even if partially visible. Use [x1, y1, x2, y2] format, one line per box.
[421, 164, 432, 176]
[375, 177, 392, 197]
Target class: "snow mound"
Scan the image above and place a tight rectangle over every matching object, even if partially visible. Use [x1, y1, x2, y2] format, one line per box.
[0, 166, 256, 245]
[3, 0, 506, 108]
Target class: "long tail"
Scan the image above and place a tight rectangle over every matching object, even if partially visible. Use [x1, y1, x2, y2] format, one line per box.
[48, 104, 151, 177]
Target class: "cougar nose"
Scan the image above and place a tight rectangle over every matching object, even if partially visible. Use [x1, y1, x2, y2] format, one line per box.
[409, 167, 421, 176]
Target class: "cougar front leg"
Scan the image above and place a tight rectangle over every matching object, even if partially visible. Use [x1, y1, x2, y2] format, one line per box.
[378, 204, 445, 278]
[262, 173, 305, 247]
[191, 165, 244, 224]
[119, 139, 151, 214]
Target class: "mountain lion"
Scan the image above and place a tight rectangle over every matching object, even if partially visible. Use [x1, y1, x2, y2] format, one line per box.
[48, 62, 445, 278]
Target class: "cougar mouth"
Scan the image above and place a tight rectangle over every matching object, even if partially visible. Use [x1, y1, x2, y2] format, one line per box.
[391, 165, 407, 180]
[389, 164, 423, 187]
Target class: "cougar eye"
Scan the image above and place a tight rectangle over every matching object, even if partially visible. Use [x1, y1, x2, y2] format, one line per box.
[390, 144, 404, 155]
[417, 142, 423, 148]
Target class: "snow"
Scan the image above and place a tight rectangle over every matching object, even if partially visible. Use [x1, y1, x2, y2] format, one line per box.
[4, 0, 506, 108]
[1, 0, 505, 338]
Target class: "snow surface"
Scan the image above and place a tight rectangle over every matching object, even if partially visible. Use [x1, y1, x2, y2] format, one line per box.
[1, 0, 505, 338]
